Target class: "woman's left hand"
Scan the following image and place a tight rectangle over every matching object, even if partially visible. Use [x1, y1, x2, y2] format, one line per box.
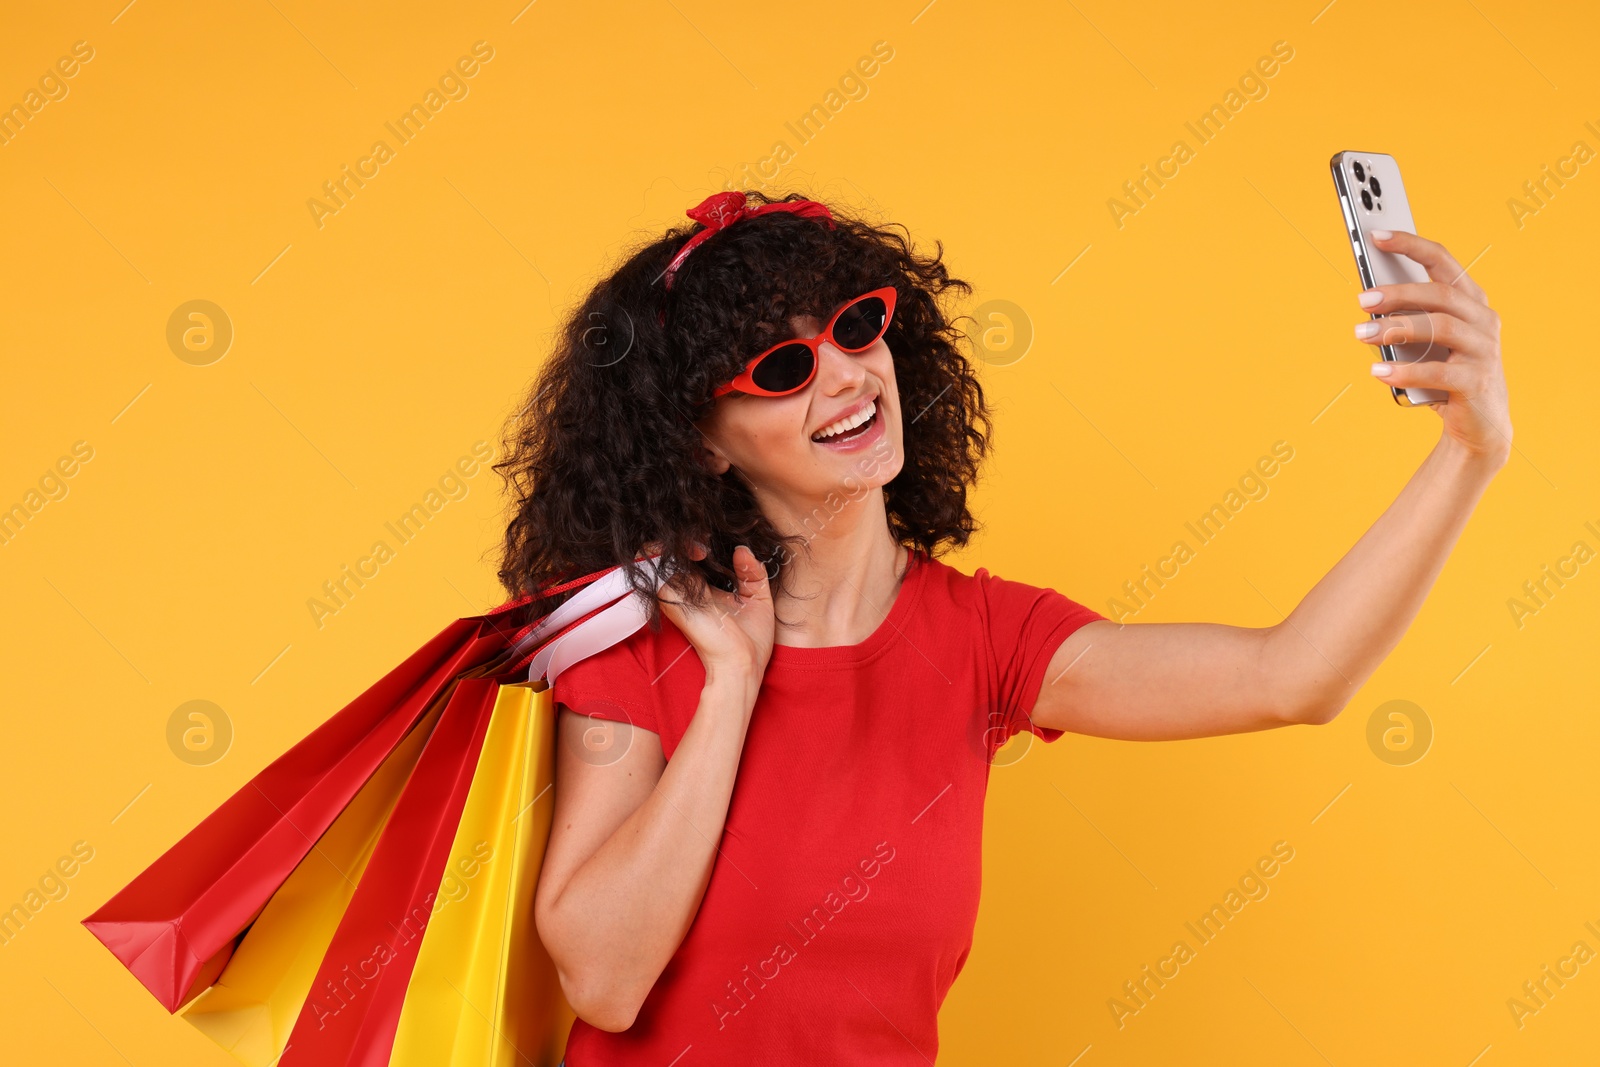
[1354, 230, 1512, 465]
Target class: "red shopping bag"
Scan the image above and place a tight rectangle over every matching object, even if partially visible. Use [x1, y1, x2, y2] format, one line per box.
[82, 602, 535, 1012]
[277, 675, 503, 1067]
[83, 552, 664, 1058]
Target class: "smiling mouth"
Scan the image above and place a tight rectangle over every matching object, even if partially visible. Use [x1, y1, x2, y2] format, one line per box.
[811, 399, 878, 443]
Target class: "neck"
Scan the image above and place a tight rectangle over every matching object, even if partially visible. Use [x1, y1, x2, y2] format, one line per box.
[765, 488, 909, 648]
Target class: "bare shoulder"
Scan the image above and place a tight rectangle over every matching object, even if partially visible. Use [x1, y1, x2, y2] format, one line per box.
[550, 703, 665, 819]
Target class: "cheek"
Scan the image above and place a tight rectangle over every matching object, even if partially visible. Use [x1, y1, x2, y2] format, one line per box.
[864, 353, 898, 421]
[868, 343, 897, 385]
[720, 406, 806, 459]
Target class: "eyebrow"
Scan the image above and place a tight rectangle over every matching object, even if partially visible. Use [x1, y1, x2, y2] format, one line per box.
[778, 294, 854, 337]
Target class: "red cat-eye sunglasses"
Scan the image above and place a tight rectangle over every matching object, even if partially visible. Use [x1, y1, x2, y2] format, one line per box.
[712, 286, 898, 398]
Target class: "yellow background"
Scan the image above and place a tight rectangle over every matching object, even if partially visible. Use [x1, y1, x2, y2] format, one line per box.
[2, 0, 1595, 1063]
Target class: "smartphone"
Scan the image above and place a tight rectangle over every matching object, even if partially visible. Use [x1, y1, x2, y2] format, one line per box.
[1329, 151, 1448, 406]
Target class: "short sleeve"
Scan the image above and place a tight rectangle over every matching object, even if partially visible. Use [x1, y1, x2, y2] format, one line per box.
[549, 631, 663, 738]
[976, 567, 1105, 753]
[547, 619, 705, 759]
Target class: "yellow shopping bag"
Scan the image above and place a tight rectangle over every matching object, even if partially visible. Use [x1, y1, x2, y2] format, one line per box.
[389, 680, 574, 1067]
[180, 699, 445, 1065]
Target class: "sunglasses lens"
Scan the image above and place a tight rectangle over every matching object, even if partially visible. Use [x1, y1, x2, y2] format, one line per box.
[750, 342, 815, 394]
[831, 296, 890, 351]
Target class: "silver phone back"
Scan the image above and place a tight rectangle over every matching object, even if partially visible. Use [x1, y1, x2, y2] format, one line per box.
[1330, 150, 1448, 406]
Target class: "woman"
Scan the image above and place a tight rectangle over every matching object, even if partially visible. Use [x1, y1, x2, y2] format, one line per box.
[498, 190, 1510, 1064]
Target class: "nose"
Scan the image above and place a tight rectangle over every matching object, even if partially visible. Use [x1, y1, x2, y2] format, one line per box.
[814, 336, 867, 396]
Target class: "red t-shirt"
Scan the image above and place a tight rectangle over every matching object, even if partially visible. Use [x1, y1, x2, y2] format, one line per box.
[550, 549, 1104, 1065]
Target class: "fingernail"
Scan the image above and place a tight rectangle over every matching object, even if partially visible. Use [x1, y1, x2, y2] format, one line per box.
[1357, 289, 1383, 308]
[1354, 321, 1380, 339]
[1370, 362, 1392, 377]
[1370, 229, 1393, 240]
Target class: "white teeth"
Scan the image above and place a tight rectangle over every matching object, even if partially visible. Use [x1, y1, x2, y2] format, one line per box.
[812, 399, 877, 441]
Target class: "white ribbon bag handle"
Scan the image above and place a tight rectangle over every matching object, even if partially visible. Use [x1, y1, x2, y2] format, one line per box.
[521, 555, 667, 685]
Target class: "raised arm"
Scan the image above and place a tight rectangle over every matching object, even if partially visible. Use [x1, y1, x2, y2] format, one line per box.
[533, 544, 775, 1029]
[535, 678, 758, 1031]
[1034, 231, 1511, 741]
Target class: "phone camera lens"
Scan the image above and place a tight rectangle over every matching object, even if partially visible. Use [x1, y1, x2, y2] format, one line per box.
[1368, 176, 1382, 197]
[1360, 189, 1374, 210]
[1353, 161, 1366, 182]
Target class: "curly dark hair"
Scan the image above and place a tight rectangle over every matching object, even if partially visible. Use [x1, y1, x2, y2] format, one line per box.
[493, 189, 993, 626]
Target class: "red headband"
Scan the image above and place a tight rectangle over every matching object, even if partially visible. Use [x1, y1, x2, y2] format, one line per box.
[661, 190, 835, 292]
